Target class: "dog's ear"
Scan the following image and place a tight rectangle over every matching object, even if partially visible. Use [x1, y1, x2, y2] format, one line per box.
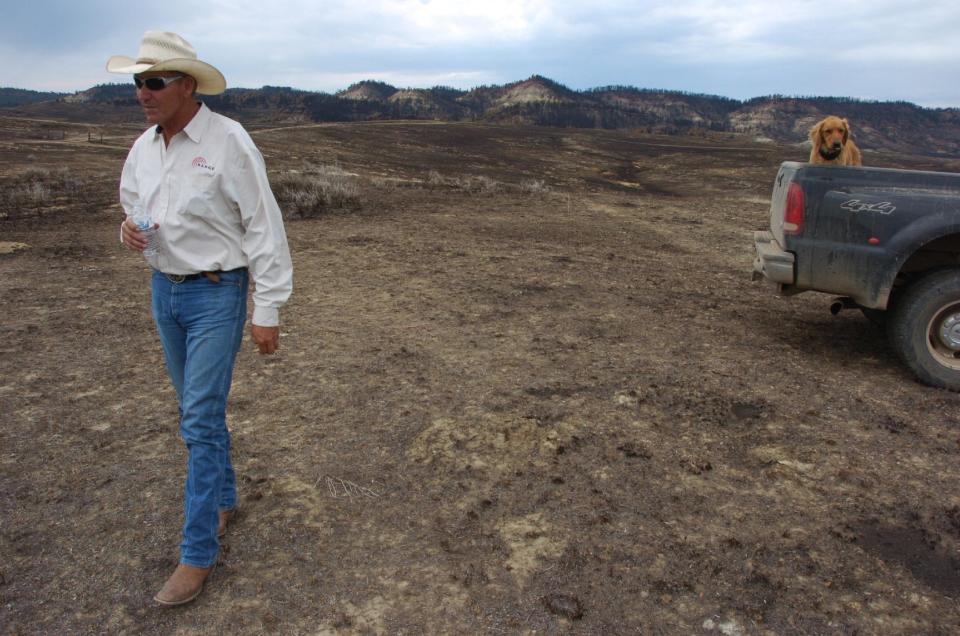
[810, 120, 823, 149]
[842, 118, 851, 144]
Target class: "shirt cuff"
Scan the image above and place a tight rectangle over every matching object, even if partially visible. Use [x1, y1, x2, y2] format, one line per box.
[252, 306, 279, 327]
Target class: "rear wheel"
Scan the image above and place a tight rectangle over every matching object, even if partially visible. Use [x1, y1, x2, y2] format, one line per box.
[887, 268, 960, 391]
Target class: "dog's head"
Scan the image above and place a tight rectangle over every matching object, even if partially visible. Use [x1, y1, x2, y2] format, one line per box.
[811, 116, 851, 160]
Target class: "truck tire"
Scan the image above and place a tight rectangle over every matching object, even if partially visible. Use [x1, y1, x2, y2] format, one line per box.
[887, 268, 960, 391]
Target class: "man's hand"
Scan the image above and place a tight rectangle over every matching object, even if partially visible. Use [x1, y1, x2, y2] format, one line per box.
[121, 216, 154, 252]
[251, 325, 280, 355]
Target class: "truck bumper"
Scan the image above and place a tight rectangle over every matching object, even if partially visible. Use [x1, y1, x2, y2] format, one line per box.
[753, 231, 795, 284]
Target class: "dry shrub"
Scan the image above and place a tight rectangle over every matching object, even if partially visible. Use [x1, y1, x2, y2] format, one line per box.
[424, 170, 501, 195]
[459, 175, 501, 194]
[426, 170, 446, 189]
[370, 175, 416, 188]
[519, 178, 553, 195]
[423, 171, 552, 196]
[9, 182, 51, 207]
[0, 167, 91, 219]
[272, 164, 362, 219]
[21, 168, 87, 198]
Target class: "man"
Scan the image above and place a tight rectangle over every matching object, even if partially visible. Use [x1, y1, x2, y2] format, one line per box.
[107, 31, 293, 606]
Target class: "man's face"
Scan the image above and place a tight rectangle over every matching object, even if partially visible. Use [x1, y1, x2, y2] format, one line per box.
[135, 72, 195, 127]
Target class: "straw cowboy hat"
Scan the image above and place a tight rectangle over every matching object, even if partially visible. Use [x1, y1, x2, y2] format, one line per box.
[107, 31, 226, 95]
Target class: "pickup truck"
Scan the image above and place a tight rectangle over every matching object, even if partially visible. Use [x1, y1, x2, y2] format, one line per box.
[753, 161, 960, 390]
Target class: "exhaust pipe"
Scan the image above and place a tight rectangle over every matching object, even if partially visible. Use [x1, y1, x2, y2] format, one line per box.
[830, 296, 857, 316]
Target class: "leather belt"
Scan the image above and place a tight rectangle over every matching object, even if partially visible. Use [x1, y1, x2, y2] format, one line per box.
[165, 271, 222, 284]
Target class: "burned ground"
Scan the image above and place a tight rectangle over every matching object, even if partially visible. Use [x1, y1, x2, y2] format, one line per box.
[2, 116, 960, 634]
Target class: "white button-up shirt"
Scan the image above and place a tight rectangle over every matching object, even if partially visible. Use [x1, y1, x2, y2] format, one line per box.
[119, 103, 293, 326]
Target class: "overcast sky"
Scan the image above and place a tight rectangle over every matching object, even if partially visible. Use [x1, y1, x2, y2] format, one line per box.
[3, 0, 959, 107]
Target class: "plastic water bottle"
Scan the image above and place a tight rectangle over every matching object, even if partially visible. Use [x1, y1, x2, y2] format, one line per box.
[131, 203, 160, 257]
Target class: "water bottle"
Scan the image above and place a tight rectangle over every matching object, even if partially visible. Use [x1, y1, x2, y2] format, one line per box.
[131, 203, 160, 257]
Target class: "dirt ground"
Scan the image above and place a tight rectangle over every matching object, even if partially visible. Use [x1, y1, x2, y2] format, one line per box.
[2, 114, 960, 635]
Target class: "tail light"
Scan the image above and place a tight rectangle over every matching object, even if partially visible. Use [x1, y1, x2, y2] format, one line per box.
[783, 181, 805, 235]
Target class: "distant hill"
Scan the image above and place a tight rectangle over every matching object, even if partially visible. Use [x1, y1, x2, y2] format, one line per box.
[0, 87, 68, 107]
[4, 77, 959, 156]
[338, 80, 398, 102]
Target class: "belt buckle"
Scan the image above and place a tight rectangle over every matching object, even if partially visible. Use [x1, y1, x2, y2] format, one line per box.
[166, 274, 186, 284]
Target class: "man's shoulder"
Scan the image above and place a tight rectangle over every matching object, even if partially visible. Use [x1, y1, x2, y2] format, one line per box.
[205, 108, 248, 135]
[204, 107, 258, 148]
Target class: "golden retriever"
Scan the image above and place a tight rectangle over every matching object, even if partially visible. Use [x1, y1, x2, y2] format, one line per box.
[809, 115, 862, 166]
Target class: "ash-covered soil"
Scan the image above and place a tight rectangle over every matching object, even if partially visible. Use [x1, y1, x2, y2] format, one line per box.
[2, 117, 960, 635]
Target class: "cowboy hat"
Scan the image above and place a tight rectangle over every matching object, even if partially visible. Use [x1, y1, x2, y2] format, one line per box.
[106, 31, 226, 95]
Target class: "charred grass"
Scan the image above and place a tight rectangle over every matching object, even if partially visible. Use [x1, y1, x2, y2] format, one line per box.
[2, 118, 960, 634]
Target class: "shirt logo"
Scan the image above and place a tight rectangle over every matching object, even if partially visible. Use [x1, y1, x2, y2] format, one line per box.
[191, 156, 215, 172]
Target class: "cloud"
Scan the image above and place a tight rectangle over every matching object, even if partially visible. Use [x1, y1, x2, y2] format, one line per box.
[1, 0, 959, 106]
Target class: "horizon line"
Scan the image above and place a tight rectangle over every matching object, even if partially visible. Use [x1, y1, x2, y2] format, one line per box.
[2, 78, 954, 111]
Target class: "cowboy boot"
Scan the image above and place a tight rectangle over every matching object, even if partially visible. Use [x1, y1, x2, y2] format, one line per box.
[154, 564, 214, 606]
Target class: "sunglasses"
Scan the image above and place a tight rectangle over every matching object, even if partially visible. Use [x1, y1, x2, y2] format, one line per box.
[134, 75, 184, 91]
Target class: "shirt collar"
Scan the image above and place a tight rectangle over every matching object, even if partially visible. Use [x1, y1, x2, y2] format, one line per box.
[152, 102, 211, 143]
[182, 102, 211, 143]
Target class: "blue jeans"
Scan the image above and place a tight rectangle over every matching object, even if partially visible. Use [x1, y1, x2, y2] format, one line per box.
[151, 268, 248, 567]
